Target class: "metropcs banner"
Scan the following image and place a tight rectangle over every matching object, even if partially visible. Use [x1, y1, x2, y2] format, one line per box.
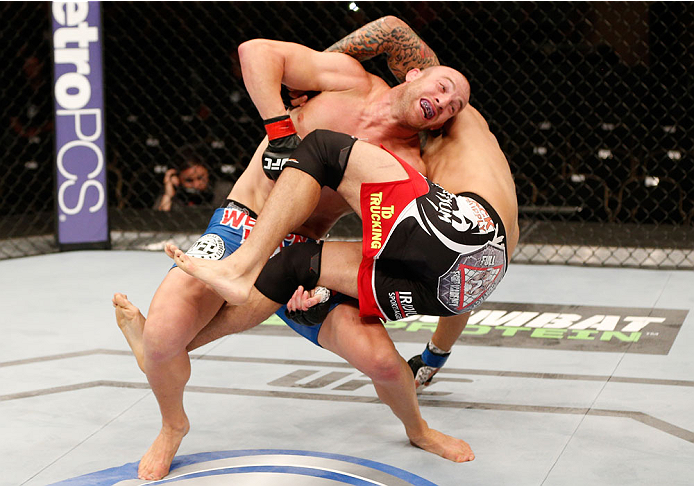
[52, 2, 109, 248]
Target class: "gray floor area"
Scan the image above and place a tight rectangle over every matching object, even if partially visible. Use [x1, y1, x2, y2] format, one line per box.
[1, 251, 693, 486]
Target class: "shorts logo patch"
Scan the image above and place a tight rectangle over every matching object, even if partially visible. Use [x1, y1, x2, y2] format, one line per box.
[438, 244, 505, 313]
[218, 208, 306, 250]
[426, 190, 496, 236]
[418, 188, 503, 256]
[220, 208, 250, 229]
[368, 192, 395, 249]
[388, 291, 418, 320]
[186, 234, 226, 260]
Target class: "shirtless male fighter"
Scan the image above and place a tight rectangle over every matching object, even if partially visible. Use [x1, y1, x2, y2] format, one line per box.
[114, 17, 469, 480]
[167, 107, 519, 464]
[169, 111, 519, 333]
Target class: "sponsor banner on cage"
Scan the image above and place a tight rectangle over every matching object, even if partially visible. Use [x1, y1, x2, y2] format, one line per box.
[256, 302, 688, 355]
[52, 2, 109, 247]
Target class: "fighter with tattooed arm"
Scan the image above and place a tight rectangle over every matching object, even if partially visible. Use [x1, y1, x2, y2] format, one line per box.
[167, 100, 519, 473]
[165, 13, 519, 476]
[114, 17, 471, 480]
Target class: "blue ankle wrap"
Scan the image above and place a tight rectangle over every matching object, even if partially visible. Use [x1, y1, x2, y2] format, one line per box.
[421, 343, 450, 368]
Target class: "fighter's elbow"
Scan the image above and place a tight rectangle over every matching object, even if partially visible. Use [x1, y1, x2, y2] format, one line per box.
[380, 15, 405, 29]
[238, 39, 275, 64]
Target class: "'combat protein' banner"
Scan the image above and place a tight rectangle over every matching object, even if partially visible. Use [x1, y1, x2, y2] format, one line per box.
[257, 302, 688, 355]
[52, 2, 109, 249]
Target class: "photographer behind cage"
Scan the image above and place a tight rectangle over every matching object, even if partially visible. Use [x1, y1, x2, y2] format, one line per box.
[155, 147, 214, 211]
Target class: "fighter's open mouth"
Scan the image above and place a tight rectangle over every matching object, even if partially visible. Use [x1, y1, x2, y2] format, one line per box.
[420, 99, 435, 119]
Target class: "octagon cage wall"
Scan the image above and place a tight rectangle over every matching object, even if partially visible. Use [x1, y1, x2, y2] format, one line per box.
[2, 2, 693, 267]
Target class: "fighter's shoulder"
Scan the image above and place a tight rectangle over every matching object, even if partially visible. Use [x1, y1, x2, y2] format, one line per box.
[445, 106, 496, 142]
[339, 61, 388, 93]
[316, 53, 384, 95]
[451, 105, 486, 128]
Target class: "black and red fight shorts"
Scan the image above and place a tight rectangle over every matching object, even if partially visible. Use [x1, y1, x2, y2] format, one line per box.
[357, 149, 508, 322]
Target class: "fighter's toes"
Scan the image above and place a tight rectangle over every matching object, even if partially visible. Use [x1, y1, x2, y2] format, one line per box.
[112, 292, 128, 307]
[455, 447, 475, 462]
[173, 250, 188, 266]
[138, 462, 164, 481]
[164, 243, 179, 259]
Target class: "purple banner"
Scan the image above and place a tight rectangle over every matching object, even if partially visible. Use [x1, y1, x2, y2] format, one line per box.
[52, 2, 109, 247]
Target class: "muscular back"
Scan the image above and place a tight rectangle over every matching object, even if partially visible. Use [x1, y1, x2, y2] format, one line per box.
[422, 106, 519, 256]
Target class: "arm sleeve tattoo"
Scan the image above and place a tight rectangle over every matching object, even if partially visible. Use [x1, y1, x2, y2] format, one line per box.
[326, 16, 440, 83]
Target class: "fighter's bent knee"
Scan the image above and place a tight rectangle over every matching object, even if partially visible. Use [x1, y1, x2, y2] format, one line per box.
[362, 348, 403, 383]
[255, 241, 324, 305]
[283, 130, 357, 190]
[142, 328, 183, 363]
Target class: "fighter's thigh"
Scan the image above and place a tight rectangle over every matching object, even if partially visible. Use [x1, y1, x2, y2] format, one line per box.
[317, 301, 401, 380]
[146, 267, 225, 346]
[337, 141, 409, 216]
[315, 241, 361, 298]
[216, 287, 282, 334]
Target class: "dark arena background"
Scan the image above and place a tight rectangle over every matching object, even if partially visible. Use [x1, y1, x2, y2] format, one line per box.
[2, 1, 693, 266]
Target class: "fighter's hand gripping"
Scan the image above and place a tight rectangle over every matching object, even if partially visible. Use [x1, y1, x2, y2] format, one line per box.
[285, 285, 332, 327]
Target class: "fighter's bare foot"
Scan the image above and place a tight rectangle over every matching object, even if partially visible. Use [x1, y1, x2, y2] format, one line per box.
[113, 293, 146, 372]
[138, 419, 190, 480]
[164, 243, 253, 305]
[408, 426, 475, 463]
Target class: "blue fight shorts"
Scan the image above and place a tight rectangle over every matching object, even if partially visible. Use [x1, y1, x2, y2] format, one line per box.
[185, 199, 344, 347]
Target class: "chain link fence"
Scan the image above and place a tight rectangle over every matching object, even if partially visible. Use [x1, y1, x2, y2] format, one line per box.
[2, 2, 693, 267]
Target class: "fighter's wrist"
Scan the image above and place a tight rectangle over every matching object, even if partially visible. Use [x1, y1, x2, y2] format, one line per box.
[264, 115, 297, 141]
